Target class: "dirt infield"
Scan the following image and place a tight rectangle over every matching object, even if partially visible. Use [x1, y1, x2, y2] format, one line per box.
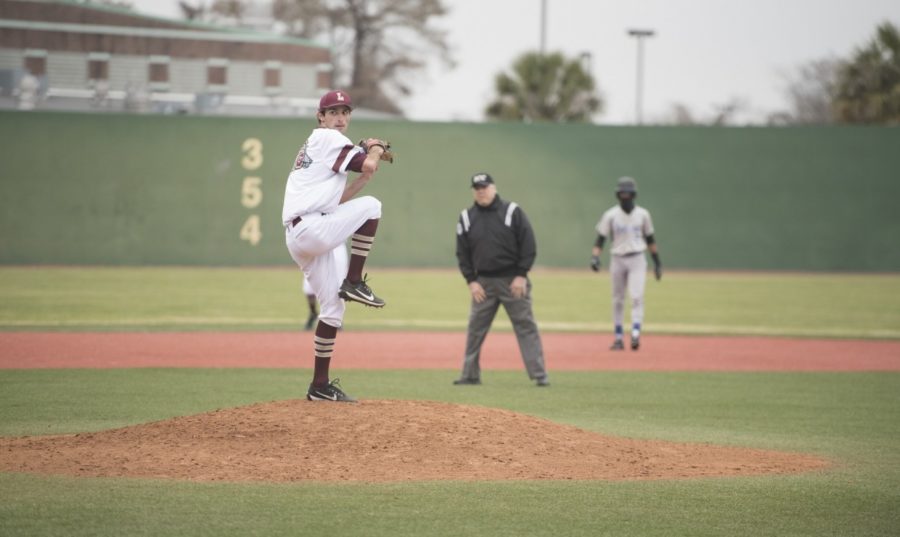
[4, 330, 892, 483]
[1, 331, 899, 371]
[0, 399, 829, 483]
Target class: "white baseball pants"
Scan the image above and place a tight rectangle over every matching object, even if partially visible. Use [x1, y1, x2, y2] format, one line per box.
[285, 196, 382, 328]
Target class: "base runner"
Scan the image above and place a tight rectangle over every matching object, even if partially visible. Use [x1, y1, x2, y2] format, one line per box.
[591, 177, 662, 350]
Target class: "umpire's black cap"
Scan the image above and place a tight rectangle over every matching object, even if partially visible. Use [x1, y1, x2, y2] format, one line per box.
[471, 173, 494, 188]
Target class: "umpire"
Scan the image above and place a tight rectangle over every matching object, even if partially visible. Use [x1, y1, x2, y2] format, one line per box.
[453, 173, 549, 387]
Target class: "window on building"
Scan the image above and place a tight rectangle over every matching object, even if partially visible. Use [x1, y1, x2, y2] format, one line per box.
[264, 61, 282, 91]
[148, 57, 169, 83]
[207, 59, 228, 87]
[88, 60, 108, 80]
[149, 63, 169, 82]
[316, 63, 333, 90]
[88, 53, 110, 81]
[24, 51, 47, 76]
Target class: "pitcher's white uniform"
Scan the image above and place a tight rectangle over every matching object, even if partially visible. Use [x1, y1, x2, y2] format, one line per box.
[302, 243, 348, 296]
[283, 128, 381, 328]
[596, 205, 655, 329]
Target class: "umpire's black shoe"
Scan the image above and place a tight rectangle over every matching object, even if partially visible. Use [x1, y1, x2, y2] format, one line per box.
[631, 337, 640, 350]
[307, 378, 357, 402]
[610, 339, 625, 351]
[453, 378, 481, 385]
[339, 274, 385, 308]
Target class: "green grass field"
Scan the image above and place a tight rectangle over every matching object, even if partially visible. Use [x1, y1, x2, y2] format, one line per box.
[2, 266, 899, 337]
[1, 267, 899, 536]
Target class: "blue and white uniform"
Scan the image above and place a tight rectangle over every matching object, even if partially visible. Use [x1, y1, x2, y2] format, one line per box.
[596, 204, 655, 335]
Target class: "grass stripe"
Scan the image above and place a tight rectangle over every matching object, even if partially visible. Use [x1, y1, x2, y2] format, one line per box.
[2, 317, 899, 339]
[1, 267, 899, 338]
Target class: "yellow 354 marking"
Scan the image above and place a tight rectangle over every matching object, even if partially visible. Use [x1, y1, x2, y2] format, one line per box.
[240, 214, 262, 246]
[241, 138, 263, 170]
[241, 177, 263, 208]
[240, 138, 263, 246]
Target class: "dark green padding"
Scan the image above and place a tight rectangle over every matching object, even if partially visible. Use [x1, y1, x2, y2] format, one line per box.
[1, 111, 897, 270]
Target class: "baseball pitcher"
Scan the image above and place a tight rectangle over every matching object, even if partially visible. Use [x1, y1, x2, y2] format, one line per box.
[283, 89, 393, 402]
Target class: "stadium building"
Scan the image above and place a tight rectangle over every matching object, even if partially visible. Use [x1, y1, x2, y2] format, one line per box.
[0, 0, 337, 115]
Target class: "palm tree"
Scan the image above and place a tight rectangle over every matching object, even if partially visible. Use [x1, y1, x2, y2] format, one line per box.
[485, 52, 602, 122]
[833, 22, 900, 124]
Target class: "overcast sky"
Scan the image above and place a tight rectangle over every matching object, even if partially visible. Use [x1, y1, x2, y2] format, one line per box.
[130, 0, 900, 124]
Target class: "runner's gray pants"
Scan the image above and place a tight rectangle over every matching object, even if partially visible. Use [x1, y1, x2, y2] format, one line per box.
[610, 252, 647, 327]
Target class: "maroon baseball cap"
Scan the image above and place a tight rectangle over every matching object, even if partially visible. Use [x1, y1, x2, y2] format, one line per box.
[319, 90, 353, 111]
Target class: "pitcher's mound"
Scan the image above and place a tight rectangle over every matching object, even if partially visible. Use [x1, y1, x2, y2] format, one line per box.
[0, 400, 828, 482]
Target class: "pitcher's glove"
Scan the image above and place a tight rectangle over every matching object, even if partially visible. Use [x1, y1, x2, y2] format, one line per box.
[359, 138, 394, 163]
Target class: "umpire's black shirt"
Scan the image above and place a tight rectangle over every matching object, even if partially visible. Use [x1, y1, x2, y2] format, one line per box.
[456, 195, 537, 283]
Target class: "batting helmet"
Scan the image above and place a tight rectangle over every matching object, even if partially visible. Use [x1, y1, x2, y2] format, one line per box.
[615, 176, 638, 195]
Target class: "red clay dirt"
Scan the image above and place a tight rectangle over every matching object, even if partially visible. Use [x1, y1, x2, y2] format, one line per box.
[0, 399, 829, 483]
[1, 331, 899, 371]
[2, 330, 893, 483]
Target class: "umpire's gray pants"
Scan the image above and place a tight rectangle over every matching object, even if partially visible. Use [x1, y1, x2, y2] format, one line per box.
[459, 275, 548, 382]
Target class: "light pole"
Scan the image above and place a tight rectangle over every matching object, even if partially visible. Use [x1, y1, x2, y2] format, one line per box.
[540, 0, 547, 55]
[579, 51, 592, 75]
[627, 28, 655, 125]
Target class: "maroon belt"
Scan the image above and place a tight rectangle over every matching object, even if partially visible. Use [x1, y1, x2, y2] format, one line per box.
[291, 212, 327, 227]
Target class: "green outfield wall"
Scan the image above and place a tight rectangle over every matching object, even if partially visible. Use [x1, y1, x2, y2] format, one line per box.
[1, 110, 898, 270]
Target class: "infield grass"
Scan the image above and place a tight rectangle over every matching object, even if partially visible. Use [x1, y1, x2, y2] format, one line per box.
[1, 369, 899, 536]
[1, 266, 899, 338]
[2, 266, 899, 536]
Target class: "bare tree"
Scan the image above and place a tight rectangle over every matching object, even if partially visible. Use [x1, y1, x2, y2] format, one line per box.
[661, 103, 697, 125]
[272, 0, 454, 114]
[658, 98, 749, 126]
[178, 1, 208, 21]
[180, 0, 249, 23]
[272, 0, 333, 38]
[211, 0, 247, 22]
[774, 57, 841, 125]
[710, 97, 748, 126]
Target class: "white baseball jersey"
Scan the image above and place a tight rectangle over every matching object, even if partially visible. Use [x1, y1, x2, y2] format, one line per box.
[282, 126, 382, 328]
[282, 128, 365, 226]
[596, 205, 655, 256]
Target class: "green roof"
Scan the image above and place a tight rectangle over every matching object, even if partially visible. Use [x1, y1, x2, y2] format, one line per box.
[6, 0, 329, 49]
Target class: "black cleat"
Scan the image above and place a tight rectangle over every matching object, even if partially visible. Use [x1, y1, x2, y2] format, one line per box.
[535, 378, 550, 387]
[338, 274, 385, 308]
[304, 312, 317, 331]
[631, 337, 640, 350]
[306, 378, 357, 402]
[610, 340, 625, 351]
[453, 378, 482, 385]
